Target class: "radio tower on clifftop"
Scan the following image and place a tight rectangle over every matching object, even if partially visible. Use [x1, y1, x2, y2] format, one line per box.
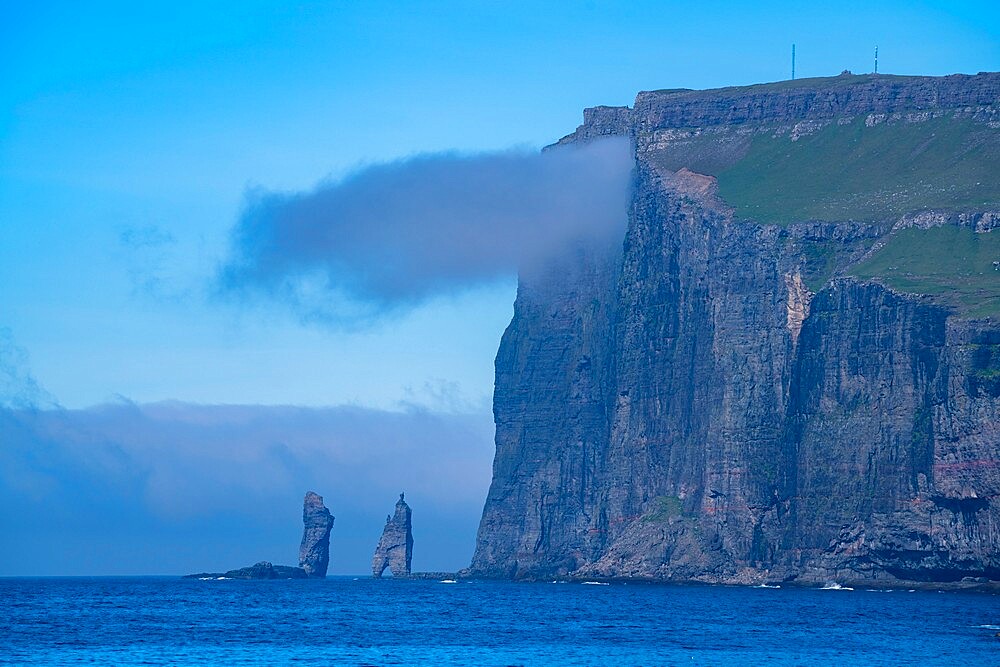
[874, 45, 879, 74]
[791, 43, 796, 80]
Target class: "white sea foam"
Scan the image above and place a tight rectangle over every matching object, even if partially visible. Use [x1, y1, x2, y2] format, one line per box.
[755, 583, 780, 589]
[975, 624, 1000, 630]
[582, 581, 609, 586]
[820, 582, 853, 591]
[440, 579, 458, 584]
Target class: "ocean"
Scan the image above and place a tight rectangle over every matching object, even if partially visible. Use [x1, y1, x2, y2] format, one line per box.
[1, 576, 997, 665]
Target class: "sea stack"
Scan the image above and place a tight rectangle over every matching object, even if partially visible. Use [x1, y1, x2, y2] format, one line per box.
[372, 493, 413, 578]
[298, 491, 334, 578]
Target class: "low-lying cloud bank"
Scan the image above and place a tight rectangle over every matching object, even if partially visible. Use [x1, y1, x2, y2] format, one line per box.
[0, 401, 494, 575]
[219, 137, 633, 319]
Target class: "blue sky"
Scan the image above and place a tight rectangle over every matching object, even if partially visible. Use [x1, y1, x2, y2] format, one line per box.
[2, 0, 998, 408]
[1, 1, 997, 574]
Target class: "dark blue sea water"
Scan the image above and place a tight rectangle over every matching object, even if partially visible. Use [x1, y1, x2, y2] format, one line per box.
[1, 577, 998, 665]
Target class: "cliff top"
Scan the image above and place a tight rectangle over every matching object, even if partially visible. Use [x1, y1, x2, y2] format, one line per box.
[559, 71, 1000, 316]
[565, 71, 999, 140]
[637, 71, 998, 102]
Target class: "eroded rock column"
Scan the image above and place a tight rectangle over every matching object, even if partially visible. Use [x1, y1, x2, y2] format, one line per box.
[299, 491, 334, 578]
[372, 493, 413, 578]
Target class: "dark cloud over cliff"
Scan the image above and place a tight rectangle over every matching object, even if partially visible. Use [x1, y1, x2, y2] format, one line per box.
[219, 137, 633, 318]
[0, 401, 493, 575]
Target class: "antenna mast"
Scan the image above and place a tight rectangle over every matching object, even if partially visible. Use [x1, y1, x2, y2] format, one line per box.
[792, 44, 796, 80]
[874, 45, 879, 74]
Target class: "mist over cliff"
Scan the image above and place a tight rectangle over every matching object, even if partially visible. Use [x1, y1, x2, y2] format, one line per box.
[221, 138, 633, 321]
[471, 72, 1000, 586]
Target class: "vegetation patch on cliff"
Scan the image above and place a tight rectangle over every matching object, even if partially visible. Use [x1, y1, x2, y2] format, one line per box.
[849, 226, 1000, 317]
[642, 495, 686, 522]
[968, 343, 1000, 396]
[799, 239, 840, 292]
[716, 116, 1000, 225]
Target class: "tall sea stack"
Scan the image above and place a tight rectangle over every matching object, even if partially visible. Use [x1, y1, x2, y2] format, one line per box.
[372, 493, 413, 578]
[298, 491, 334, 578]
[470, 72, 1000, 585]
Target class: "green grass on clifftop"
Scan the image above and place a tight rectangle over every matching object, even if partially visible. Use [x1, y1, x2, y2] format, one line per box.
[850, 226, 1000, 317]
[645, 73, 924, 97]
[716, 116, 1000, 225]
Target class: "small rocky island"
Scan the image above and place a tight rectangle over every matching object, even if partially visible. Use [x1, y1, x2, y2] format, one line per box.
[372, 493, 413, 578]
[185, 491, 334, 579]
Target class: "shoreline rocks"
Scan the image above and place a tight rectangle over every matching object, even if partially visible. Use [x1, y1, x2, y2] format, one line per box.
[183, 561, 307, 580]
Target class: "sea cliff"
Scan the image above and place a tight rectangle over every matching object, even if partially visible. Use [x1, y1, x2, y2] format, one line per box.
[471, 72, 1000, 585]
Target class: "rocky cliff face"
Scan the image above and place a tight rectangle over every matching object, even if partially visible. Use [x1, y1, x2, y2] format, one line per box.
[299, 491, 335, 578]
[373, 494, 413, 578]
[471, 72, 1000, 585]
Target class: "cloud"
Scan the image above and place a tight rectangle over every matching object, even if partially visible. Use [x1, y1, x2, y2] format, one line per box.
[0, 401, 494, 576]
[218, 137, 633, 320]
[0, 328, 58, 410]
[119, 224, 176, 250]
[116, 223, 193, 301]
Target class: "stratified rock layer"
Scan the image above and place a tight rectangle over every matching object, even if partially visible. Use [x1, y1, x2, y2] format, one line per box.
[471, 72, 1000, 585]
[372, 494, 413, 578]
[299, 491, 334, 578]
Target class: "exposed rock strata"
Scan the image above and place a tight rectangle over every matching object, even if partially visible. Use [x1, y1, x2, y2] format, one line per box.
[471, 72, 1000, 585]
[372, 493, 413, 578]
[558, 72, 1000, 146]
[299, 491, 335, 577]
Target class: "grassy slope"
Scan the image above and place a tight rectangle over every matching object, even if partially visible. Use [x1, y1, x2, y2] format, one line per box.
[716, 116, 1000, 225]
[646, 77, 1000, 315]
[714, 115, 999, 316]
[849, 226, 1000, 317]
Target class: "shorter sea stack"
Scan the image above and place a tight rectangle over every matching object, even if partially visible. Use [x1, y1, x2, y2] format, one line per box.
[372, 493, 413, 578]
[299, 491, 335, 577]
